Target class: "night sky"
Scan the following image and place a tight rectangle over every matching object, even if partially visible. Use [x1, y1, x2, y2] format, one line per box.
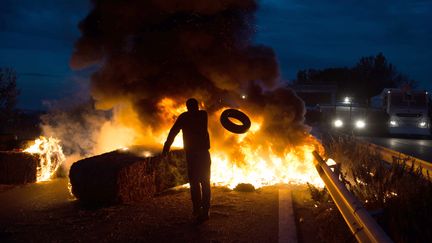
[1, 0, 431, 110]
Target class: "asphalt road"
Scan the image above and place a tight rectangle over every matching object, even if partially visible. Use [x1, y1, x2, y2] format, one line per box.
[358, 136, 432, 162]
[0, 179, 300, 242]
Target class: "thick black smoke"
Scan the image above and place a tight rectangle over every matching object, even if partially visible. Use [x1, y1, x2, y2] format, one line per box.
[71, 0, 310, 151]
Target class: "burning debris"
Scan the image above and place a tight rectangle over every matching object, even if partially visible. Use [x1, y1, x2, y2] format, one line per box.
[69, 148, 187, 205]
[0, 136, 65, 184]
[24, 136, 66, 182]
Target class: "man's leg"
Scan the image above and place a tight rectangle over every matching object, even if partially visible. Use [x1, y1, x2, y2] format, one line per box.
[190, 178, 202, 216]
[187, 153, 201, 215]
[201, 151, 211, 212]
[201, 179, 210, 213]
[199, 151, 211, 218]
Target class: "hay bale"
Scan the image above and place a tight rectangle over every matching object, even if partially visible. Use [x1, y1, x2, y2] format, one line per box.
[69, 149, 187, 205]
[0, 151, 38, 184]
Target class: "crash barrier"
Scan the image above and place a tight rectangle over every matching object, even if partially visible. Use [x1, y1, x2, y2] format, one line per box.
[363, 142, 432, 181]
[322, 131, 432, 181]
[312, 151, 393, 243]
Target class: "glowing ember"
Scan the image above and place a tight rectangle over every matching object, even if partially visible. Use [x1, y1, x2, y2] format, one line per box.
[24, 136, 66, 182]
[142, 151, 153, 157]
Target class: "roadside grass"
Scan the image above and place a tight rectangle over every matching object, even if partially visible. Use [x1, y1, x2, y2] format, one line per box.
[305, 184, 355, 243]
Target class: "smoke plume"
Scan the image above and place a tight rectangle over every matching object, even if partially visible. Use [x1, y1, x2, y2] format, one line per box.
[67, 0, 313, 162]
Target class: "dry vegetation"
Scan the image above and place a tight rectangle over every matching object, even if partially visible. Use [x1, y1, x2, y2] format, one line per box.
[321, 134, 432, 242]
[291, 184, 354, 243]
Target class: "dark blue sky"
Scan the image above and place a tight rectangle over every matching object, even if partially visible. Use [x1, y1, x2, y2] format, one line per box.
[1, 0, 431, 109]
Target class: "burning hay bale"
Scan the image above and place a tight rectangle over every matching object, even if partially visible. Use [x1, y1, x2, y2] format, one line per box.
[69, 149, 187, 205]
[24, 136, 66, 182]
[0, 152, 38, 184]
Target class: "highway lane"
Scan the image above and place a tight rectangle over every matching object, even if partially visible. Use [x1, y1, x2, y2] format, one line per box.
[358, 136, 432, 162]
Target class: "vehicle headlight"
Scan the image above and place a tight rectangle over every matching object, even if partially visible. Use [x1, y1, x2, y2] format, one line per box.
[355, 120, 366, 129]
[389, 120, 398, 127]
[333, 119, 343, 128]
[419, 121, 427, 128]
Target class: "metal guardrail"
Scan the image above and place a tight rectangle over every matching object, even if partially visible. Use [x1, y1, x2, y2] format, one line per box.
[313, 151, 393, 243]
[323, 130, 432, 180]
[362, 142, 432, 180]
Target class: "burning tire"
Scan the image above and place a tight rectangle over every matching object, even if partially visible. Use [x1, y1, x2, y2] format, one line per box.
[220, 109, 251, 134]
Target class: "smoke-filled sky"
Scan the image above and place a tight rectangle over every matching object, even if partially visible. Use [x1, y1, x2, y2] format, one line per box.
[1, 0, 431, 109]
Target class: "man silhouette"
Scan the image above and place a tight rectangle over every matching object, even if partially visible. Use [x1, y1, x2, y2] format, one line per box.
[162, 98, 211, 222]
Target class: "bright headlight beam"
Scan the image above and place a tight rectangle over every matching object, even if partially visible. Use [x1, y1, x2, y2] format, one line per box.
[334, 119, 343, 128]
[355, 120, 366, 129]
[390, 120, 397, 127]
[419, 121, 427, 128]
[343, 96, 351, 104]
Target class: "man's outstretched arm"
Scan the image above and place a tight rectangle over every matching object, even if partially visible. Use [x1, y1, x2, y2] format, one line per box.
[162, 115, 183, 155]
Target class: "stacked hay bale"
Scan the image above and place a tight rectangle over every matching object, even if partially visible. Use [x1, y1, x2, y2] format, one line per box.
[69, 149, 187, 205]
[0, 151, 38, 184]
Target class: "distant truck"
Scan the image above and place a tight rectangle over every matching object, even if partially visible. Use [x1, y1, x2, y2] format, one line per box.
[320, 88, 430, 136]
[371, 88, 430, 136]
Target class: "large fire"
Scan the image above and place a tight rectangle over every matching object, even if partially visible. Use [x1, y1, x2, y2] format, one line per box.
[211, 144, 323, 189]
[22, 95, 324, 190]
[35, 97, 323, 188]
[157, 98, 325, 189]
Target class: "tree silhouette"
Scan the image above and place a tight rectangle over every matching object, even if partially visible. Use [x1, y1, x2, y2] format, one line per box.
[0, 67, 20, 127]
[294, 53, 416, 102]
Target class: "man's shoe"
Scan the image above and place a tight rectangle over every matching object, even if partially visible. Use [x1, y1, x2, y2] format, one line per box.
[196, 210, 209, 224]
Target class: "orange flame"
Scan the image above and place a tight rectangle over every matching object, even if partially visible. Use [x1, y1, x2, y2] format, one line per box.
[24, 136, 66, 182]
[37, 97, 324, 188]
[90, 98, 324, 188]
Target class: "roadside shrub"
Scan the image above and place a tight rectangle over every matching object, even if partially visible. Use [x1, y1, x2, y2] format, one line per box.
[307, 183, 355, 242]
[324, 134, 432, 242]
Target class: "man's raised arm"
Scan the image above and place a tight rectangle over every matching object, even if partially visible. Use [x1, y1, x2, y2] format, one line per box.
[162, 115, 183, 155]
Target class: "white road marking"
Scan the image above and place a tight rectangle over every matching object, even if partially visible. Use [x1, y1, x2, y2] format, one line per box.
[278, 187, 297, 243]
